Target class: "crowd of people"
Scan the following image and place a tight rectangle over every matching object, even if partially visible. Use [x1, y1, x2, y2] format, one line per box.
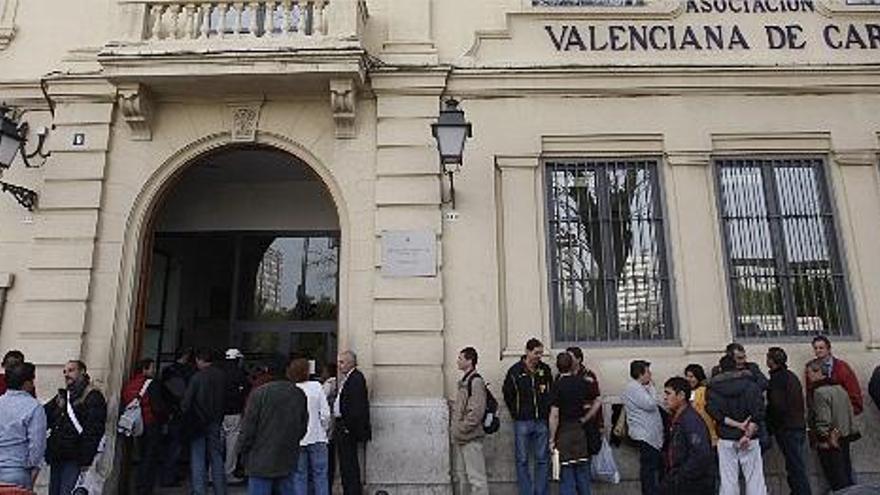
[0, 335, 878, 494]
[0, 347, 372, 495]
[450, 336, 880, 495]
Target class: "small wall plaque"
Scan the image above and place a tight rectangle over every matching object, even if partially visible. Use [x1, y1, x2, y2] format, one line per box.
[381, 230, 437, 278]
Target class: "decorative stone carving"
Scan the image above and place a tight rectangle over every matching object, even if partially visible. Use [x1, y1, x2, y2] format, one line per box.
[330, 79, 356, 139]
[119, 84, 154, 141]
[229, 104, 262, 142]
[0, 0, 19, 50]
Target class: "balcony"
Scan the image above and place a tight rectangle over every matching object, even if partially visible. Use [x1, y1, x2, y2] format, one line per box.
[99, 0, 368, 85]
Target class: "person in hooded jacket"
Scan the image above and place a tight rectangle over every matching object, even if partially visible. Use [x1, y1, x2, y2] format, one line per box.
[706, 355, 767, 495]
[44, 360, 108, 495]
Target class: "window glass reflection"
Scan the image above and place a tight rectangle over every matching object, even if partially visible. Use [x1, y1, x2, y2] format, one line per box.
[239, 236, 339, 321]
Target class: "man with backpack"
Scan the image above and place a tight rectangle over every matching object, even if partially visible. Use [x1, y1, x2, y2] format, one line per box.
[120, 358, 166, 495]
[451, 347, 489, 495]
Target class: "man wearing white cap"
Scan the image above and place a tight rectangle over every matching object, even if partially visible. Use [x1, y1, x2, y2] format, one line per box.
[221, 348, 250, 484]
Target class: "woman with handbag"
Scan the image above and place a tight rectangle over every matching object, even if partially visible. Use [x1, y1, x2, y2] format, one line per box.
[549, 352, 599, 495]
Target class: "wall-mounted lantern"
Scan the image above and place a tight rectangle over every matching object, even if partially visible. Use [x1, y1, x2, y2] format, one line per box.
[0, 105, 49, 211]
[431, 99, 472, 209]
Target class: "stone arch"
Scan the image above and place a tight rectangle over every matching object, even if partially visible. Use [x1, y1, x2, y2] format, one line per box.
[100, 133, 350, 489]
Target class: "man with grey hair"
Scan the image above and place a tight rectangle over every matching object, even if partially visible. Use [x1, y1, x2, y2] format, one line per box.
[334, 350, 371, 495]
[806, 357, 858, 492]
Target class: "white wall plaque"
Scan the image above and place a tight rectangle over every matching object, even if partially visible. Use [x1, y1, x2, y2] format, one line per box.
[381, 230, 437, 278]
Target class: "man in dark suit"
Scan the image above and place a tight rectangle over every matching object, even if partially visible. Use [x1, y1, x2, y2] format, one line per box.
[334, 350, 371, 495]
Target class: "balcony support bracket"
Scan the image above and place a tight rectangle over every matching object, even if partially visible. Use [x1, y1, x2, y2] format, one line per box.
[119, 83, 154, 141]
[330, 78, 356, 139]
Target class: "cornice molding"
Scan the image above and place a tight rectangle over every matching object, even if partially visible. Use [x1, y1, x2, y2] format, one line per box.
[711, 131, 832, 154]
[666, 151, 712, 167]
[445, 65, 880, 98]
[496, 155, 540, 170]
[542, 133, 664, 157]
[834, 149, 879, 167]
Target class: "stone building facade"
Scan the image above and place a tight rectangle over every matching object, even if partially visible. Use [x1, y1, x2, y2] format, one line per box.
[1, 0, 880, 493]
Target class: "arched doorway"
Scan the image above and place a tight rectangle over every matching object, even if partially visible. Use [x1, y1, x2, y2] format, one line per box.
[134, 143, 341, 377]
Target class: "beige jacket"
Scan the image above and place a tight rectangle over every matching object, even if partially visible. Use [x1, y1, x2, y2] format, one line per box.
[451, 371, 487, 444]
[810, 381, 858, 445]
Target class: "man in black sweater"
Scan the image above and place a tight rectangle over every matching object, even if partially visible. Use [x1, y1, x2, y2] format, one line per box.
[183, 348, 227, 495]
[766, 347, 810, 495]
[707, 355, 768, 495]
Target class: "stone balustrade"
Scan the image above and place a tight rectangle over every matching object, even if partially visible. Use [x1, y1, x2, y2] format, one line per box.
[143, 1, 328, 40]
[112, 0, 367, 44]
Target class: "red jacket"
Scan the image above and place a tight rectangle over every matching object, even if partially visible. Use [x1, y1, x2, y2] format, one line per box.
[122, 372, 159, 426]
[806, 357, 863, 416]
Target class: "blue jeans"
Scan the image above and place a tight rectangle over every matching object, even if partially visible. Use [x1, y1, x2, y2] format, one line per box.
[775, 429, 811, 495]
[560, 462, 591, 495]
[0, 467, 33, 490]
[637, 441, 661, 495]
[247, 468, 297, 495]
[293, 442, 330, 495]
[48, 461, 81, 495]
[190, 421, 227, 495]
[513, 419, 549, 495]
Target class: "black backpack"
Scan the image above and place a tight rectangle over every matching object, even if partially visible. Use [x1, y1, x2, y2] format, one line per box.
[467, 373, 500, 434]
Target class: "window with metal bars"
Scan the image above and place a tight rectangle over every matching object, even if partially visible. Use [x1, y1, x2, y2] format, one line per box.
[715, 157, 852, 339]
[545, 158, 673, 343]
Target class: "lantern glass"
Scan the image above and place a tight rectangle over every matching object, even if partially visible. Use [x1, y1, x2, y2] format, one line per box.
[436, 125, 468, 164]
[0, 131, 21, 168]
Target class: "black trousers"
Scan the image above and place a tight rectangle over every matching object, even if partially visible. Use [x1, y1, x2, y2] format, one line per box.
[336, 421, 363, 495]
[136, 424, 163, 495]
[818, 439, 854, 492]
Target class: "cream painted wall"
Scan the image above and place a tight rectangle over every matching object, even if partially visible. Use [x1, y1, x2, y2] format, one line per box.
[442, 92, 880, 397]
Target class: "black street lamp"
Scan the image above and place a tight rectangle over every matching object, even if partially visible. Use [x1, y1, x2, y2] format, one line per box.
[0, 107, 24, 169]
[0, 105, 47, 211]
[431, 99, 472, 209]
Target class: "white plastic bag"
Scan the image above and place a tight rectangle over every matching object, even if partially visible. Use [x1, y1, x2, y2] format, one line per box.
[591, 438, 620, 484]
[72, 436, 108, 495]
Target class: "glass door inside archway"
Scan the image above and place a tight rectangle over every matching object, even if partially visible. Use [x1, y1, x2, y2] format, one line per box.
[234, 234, 339, 371]
[141, 232, 339, 374]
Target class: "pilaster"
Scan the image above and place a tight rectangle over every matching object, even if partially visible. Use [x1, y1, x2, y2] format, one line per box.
[367, 70, 450, 493]
[16, 83, 116, 367]
[664, 151, 731, 352]
[381, 0, 438, 65]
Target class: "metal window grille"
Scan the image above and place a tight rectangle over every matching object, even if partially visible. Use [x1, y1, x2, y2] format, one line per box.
[545, 158, 673, 343]
[716, 157, 851, 339]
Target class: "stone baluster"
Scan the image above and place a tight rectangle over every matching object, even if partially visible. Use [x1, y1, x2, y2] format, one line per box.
[217, 3, 229, 38]
[265, 2, 276, 37]
[233, 3, 244, 35]
[281, 1, 292, 35]
[169, 5, 181, 39]
[249, 2, 260, 37]
[297, 1, 307, 35]
[313, 0, 324, 36]
[200, 3, 212, 38]
[184, 4, 196, 39]
[150, 5, 164, 40]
